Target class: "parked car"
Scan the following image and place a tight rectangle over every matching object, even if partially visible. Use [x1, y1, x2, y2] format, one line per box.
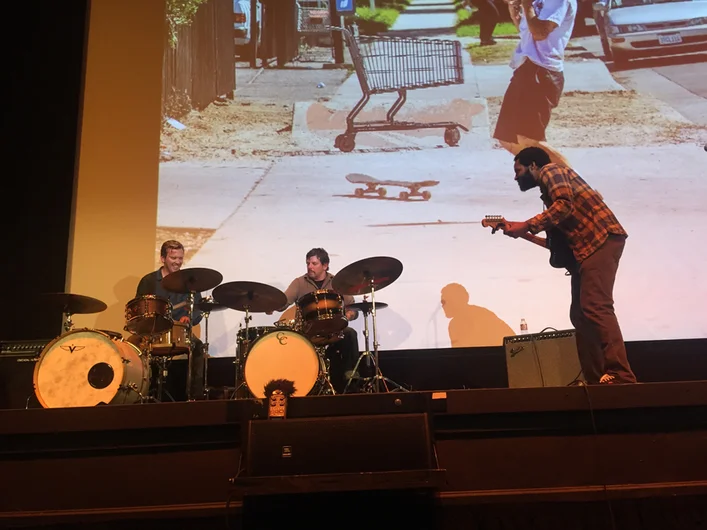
[234, 0, 262, 57]
[593, 0, 707, 65]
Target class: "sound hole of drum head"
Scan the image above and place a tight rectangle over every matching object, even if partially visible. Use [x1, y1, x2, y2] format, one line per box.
[87, 362, 115, 389]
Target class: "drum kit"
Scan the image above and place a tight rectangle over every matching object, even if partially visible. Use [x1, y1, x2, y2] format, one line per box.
[29, 256, 406, 408]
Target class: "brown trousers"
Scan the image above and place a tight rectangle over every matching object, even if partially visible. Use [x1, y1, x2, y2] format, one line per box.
[570, 235, 637, 384]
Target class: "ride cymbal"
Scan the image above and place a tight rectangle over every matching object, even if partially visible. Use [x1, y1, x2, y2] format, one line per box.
[212, 281, 287, 313]
[161, 267, 223, 293]
[332, 257, 403, 296]
[39, 293, 108, 314]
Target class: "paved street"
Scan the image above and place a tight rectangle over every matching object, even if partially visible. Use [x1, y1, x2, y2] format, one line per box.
[158, 13, 707, 358]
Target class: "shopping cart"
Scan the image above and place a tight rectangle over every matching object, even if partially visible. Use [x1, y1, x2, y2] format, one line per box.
[332, 27, 468, 152]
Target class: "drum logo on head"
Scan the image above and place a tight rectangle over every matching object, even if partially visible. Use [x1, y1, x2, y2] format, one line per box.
[60, 344, 85, 353]
[276, 332, 288, 345]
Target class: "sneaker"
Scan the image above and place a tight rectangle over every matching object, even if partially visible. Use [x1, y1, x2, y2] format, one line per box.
[599, 373, 616, 384]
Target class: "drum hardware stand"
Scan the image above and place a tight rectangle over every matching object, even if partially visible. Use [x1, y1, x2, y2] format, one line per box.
[62, 310, 74, 334]
[122, 382, 149, 403]
[345, 283, 406, 394]
[146, 341, 177, 403]
[202, 302, 213, 400]
[315, 347, 336, 395]
[230, 310, 252, 400]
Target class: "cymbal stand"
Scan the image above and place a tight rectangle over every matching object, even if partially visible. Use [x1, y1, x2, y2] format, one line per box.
[230, 307, 251, 400]
[62, 310, 74, 334]
[362, 278, 407, 393]
[202, 303, 213, 400]
[185, 291, 196, 401]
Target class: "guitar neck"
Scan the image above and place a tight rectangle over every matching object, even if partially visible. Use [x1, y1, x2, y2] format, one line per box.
[520, 232, 547, 250]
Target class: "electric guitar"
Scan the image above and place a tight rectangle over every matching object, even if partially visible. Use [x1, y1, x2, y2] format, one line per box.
[481, 215, 577, 271]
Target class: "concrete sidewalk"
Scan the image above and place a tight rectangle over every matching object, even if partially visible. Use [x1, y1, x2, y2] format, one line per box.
[389, 0, 457, 33]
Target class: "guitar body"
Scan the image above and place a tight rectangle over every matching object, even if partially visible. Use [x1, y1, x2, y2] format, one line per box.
[546, 228, 576, 270]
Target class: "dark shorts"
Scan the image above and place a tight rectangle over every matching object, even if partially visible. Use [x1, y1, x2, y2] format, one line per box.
[493, 59, 565, 143]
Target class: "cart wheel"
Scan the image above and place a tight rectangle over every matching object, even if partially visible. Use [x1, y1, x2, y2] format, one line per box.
[444, 127, 461, 147]
[422, 191, 431, 200]
[399, 191, 409, 200]
[378, 188, 387, 197]
[337, 134, 355, 152]
[354, 188, 364, 197]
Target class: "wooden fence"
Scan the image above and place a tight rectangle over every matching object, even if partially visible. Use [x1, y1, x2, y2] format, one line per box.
[162, 0, 235, 115]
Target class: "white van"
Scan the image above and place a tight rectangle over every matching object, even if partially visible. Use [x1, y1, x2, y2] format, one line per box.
[234, 0, 262, 53]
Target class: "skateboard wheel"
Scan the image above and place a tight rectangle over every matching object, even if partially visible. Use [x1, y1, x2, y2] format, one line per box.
[399, 191, 409, 200]
[354, 188, 364, 197]
[422, 191, 431, 200]
[444, 127, 460, 147]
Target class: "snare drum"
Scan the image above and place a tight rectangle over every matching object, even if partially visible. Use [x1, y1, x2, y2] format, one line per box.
[125, 294, 173, 336]
[237, 326, 276, 356]
[244, 329, 323, 398]
[33, 329, 150, 408]
[296, 289, 348, 338]
[150, 322, 189, 356]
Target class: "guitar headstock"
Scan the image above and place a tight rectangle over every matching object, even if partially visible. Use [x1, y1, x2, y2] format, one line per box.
[481, 215, 507, 234]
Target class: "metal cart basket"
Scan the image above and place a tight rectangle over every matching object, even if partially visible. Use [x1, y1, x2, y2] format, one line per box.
[333, 27, 468, 152]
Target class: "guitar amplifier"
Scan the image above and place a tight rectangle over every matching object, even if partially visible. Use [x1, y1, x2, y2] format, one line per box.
[1, 338, 52, 356]
[503, 329, 584, 388]
[0, 339, 50, 409]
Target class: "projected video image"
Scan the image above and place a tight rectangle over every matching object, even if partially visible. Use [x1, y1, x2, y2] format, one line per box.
[158, 0, 707, 357]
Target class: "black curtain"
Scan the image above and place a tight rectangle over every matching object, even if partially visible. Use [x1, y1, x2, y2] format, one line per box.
[2, 0, 90, 340]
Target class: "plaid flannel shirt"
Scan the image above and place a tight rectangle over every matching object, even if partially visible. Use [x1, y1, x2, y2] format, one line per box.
[526, 163, 627, 262]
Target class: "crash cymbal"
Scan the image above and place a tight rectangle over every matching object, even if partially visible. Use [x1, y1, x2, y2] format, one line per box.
[347, 301, 388, 314]
[39, 293, 107, 314]
[332, 257, 403, 296]
[212, 281, 287, 313]
[161, 267, 223, 294]
[196, 299, 228, 313]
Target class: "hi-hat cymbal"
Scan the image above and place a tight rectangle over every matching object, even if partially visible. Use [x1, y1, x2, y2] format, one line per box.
[196, 299, 228, 313]
[347, 301, 388, 314]
[332, 257, 403, 296]
[162, 267, 223, 294]
[39, 293, 107, 315]
[212, 281, 287, 313]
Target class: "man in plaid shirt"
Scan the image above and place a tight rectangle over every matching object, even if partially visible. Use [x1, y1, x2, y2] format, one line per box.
[502, 147, 637, 385]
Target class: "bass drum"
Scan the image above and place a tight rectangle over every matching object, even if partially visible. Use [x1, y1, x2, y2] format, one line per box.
[244, 329, 323, 398]
[33, 329, 150, 408]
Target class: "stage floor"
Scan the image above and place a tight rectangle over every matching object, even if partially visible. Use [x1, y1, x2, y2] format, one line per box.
[2, 381, 707, 528]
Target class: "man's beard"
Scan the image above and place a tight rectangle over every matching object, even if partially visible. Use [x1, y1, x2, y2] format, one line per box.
[516, 171, 537, 192]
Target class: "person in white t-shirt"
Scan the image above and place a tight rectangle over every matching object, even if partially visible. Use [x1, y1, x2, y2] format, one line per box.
[493, 0, 577, 166]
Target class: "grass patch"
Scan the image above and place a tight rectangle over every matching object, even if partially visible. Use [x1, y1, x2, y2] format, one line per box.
[466, 41, 518, 64]
[351, 0, 410, 34]
[457, 21, 518, 38]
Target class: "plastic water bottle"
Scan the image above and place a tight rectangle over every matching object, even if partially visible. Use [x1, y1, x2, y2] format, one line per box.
[520, 318, 528, 335]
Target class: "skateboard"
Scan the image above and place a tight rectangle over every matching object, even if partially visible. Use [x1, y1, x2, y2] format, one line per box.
[345, 173, 439, 201]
